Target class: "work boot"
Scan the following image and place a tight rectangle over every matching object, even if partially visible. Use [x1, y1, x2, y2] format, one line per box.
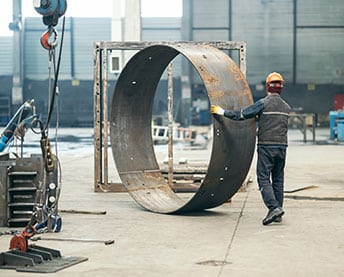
[274, 215, 283, 223]
[262, 207, 284, 226]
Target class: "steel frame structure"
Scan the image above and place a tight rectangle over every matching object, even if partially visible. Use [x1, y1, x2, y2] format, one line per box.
[93, 41, 248, 194]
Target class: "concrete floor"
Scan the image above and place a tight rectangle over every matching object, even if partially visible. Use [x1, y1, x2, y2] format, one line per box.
[0, 128, 344, 276]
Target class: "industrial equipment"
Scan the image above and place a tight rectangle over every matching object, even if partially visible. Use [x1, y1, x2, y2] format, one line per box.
[0, 244, 87, 273]
[0, 100, 65, 271]
[110, 43, 255, 213]
[93, 41, 255, 213]
[329, 110, 344, 141]
[0, 100, 35, 152]
[0, 101, 61, 231]
[0, 0, 69, 232]
[0, 1, 83, 273]
[33, 0, 67, 27]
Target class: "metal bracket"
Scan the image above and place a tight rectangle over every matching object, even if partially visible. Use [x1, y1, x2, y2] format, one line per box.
[0, 244, 87, 273]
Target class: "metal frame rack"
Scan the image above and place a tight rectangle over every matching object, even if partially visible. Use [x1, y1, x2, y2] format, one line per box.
[93, 41, 247, 192]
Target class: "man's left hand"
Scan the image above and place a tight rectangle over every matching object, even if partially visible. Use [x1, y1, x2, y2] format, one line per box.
[210, 105, 225, 115]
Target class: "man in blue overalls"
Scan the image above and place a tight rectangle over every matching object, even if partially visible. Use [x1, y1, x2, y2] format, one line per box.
[210, 72, 291, 225]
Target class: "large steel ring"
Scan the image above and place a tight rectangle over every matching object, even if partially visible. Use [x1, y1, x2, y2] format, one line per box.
[110, 43, 256, 213]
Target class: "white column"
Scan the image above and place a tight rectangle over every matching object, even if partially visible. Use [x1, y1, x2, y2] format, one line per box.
[123, 0, 142, 64]
[110, 0, 123, 73]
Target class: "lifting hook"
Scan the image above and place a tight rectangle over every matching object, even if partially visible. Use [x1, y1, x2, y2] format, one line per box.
[40, 27, 58, 50]
[9, 226, 36, 252]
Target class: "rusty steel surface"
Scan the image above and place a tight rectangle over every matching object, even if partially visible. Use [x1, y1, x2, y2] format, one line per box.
[110, 43, 256, 213]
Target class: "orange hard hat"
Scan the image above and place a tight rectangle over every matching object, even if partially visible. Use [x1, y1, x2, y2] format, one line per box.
[266, 72, 284, 84]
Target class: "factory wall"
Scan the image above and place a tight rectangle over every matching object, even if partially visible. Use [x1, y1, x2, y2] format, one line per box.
[184, 0, 344, 85]
[191, 0, 231, 41]
[184, 0, 344, 121]
[0, 37, 13, 75]
[1, 0, 344, 126]
[12, 17, 111, 126]
[24, 17, 112, 80]
[142, 17, 183, 78]
[237, 0, 344, 116]
[0, 17, 183, 127]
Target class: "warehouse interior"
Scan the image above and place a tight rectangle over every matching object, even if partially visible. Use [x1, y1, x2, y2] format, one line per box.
[0, 0, 343, 275]
[0, 0, 343, 127]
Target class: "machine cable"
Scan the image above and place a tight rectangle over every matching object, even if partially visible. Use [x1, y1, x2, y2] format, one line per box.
[0, 1, 69, 258]
[8, 2, 67, 251]
[28, 16, 66, 235]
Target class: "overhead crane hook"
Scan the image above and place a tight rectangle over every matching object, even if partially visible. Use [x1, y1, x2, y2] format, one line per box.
[34, 0, 67, 27]
[5, 0, 67, 253]
[40, 27, 58, 50]
[34, 0, 67, 50]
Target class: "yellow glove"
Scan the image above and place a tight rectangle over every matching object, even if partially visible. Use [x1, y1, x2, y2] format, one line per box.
[210, 105, 225, 115]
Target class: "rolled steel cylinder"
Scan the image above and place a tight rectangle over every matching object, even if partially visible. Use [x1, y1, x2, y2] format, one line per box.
[110, 43, 256, 213]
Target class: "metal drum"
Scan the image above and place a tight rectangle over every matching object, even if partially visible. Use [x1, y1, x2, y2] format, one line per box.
[110, 43, 256, 213]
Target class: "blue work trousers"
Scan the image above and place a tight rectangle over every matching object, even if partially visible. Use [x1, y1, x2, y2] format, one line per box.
[257, 146, 287, 210]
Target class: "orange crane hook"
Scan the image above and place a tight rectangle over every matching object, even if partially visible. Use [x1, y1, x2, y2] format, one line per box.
[40, 27, 58, 50]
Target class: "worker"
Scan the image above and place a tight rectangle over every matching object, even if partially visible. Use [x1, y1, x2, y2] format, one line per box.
[210, 72, 291, 225]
